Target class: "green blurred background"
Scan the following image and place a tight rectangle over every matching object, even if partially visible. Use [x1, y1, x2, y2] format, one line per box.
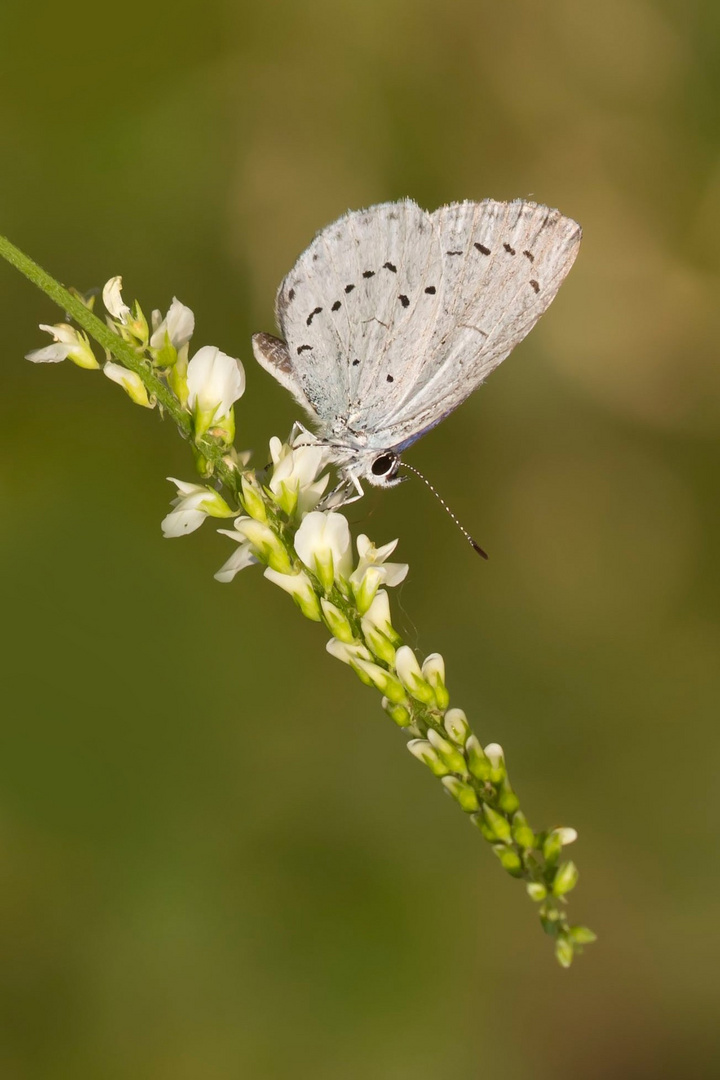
[1, 0, 719, 1076]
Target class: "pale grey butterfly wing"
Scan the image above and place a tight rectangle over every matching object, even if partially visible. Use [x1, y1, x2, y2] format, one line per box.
[369, 199, 582, 449]
[253, 200, 445, 433]
[253, 198, 580, 455]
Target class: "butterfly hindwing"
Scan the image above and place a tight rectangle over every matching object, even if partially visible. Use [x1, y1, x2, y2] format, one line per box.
[371, 200, 582, 447]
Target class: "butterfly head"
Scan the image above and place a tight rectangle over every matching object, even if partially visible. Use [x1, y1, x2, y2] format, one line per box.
[367, 451, 403, 489]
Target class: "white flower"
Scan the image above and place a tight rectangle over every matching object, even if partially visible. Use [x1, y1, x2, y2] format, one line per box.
[150, 297, 195, 351]
[294, 511, 352, 592]
[214, 540, 256, 583]
[102, 276, 131, 322]
[25, 323, 99, 369]
[325, 639, 373, 666]
[187, 346, 245, 439]
[225, 517, 293, 573]
[268, 434, 329, 516]
[350, 534, 408, 612]
[104, 362, 153, 407]
[351, 535, 409, 588]
[161, 478, 235, 537]
[265, 567, 322, 621]
[552, 827, 578, 847]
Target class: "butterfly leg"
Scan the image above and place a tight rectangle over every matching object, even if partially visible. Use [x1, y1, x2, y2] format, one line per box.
[321, 472, 364, 509]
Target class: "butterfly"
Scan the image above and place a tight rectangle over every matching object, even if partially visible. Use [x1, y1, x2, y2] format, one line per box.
[253, 198, 581, 504]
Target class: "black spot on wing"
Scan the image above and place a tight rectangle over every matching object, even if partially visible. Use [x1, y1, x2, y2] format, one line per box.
[362, 270, 375, 278]
[352, 358, 360, 366]
[503, 243, 516, 255]
[297, 345, 312, 354]
[386, 374, 394, 382]
[529, 279, 540, 293]
[474, 243, 491, 255]
[345, 283, 355, 293]
[331, 300, 341, 312]
[383, 261, 397, 273]
[398, 294, 410, 308]
[523, 249, 534, 262]
[425, 285, 436, 294]
[288, 288, 295, 301]
[306, 306, 322, 326]
[446, 250, 463, 256]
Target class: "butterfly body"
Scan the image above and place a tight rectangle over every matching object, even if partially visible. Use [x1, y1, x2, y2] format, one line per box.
[253, 198, 581, 496]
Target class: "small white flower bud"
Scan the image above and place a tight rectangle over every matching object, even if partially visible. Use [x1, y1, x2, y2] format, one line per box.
[443, 707, 469, 746]
[325, 639, 373, 666]
[484, 742, 506, 782]
[233, 518, 291, 573]
[395, 646, 434, 704]
[264, 568, 322, 621]
[422, 652, 450, 710]
[427, 728, 467, 774]
[104, 362, 153, 407]
[407, 739, 450, 777]
[441, 775, 479, 812]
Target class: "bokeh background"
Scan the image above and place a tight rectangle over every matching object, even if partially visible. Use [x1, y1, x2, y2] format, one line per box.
[1, 1, 719, 1076]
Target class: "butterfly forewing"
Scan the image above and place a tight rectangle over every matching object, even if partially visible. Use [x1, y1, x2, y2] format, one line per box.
[275, 200, 445, 432]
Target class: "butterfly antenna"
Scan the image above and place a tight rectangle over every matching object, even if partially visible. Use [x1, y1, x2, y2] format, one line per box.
[398, 461, 489, 559]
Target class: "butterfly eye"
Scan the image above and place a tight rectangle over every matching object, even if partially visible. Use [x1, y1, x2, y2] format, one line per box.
[371, 453, 398, 477]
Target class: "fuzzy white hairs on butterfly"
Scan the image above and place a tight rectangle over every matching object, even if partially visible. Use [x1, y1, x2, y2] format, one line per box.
[252, 198, 581, 505]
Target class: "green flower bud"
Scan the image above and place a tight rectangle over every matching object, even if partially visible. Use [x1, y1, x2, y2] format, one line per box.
[361, 622, 397, 666]
[465, 735, 491, 781]
[542, 831, 564, 864]
[381, 697, 412, 728]
[526, 882, 547, 902]
[552, 861, 579, 897]
[497, 777, 520, 814]
[354, 657, 406, 702]
[241, 473, 268, 522]
[470, 811, 497, 842]
[320, 599, 355, 643]
[568, 925, 597, 945]
[441, 776, 479, 812]
[492, 843, 523, 876]
[511, 811, 536, 850]
[482, 804, 512, 843]
[555, 937, 574, 968]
